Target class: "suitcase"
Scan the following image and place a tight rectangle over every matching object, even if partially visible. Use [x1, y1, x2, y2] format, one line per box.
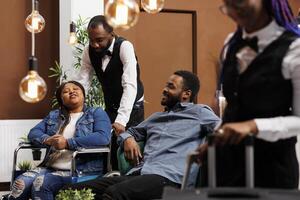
[162, 135, 300, 200]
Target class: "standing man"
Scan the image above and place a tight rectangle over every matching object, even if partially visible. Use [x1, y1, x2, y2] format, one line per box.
[76, 15, 144, 170]
[63, 70, 220, 200]
[198, 0, 300, 188]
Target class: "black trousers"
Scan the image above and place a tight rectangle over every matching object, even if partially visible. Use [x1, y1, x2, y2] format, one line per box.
[63, 174, 179, 200]
[106, 103, 144, 170]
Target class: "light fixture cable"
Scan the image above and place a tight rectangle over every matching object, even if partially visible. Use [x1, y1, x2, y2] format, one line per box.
[31, 0, 35, 57]
[19, 0, 47, 103]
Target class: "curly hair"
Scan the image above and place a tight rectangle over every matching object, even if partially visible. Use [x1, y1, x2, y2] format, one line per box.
[174, 70, 200, 102]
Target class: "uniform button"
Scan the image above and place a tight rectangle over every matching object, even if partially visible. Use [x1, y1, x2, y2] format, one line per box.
[234, 92, 238, 96]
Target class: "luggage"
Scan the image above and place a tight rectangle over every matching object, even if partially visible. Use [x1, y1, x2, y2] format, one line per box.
[162, 135, 300, 199]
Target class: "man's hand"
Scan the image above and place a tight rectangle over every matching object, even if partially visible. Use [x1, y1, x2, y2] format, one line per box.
[215, 120, 258, 145]
[44, 135, 68, 150]
[123, 137, 142, 166]
[112, 122, 126, 136]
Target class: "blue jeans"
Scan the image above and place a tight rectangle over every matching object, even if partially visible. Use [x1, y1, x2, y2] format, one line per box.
[9, 168, 72, 200]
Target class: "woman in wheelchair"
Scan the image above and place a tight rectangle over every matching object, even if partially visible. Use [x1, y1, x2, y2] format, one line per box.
[8, 81, 111, 200]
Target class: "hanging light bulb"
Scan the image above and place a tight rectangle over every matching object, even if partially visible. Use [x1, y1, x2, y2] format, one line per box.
[19, 56, 47, 103]
[25, 0, 45, 33]
[141, 0, 164, 14]
[105, 0, 139, 30]
[68, 21, 77, 45]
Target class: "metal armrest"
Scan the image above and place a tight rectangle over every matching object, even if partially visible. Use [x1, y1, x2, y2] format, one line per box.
[11, 142, 47, 188]
[71, 146, 111, 176]
[181, 151, 199, 190]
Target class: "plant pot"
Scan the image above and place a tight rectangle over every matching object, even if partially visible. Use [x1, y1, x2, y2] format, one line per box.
[32, 149, 42, 161]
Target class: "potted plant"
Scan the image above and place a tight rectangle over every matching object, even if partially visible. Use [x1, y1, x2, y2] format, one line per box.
[19, 134, 42, 161]
[15, 160, 32, 178]
[56, 188, 95, 200]
[49, 16, 105, 108]
[17, 160, 32, 171]
[31, 148, 42, 161]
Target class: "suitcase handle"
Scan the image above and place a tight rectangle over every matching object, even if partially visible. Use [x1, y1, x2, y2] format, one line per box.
[208, 134, 255, 188]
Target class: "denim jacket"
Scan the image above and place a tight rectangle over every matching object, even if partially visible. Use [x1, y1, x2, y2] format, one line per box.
[28, 106, 112, 175]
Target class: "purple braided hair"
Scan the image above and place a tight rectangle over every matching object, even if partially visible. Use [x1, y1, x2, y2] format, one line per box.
[271, 0, 300, 35]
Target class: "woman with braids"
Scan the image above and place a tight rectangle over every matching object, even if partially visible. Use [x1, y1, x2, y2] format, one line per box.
[8, 81, 111, 200]
[197, 0, 300, 188]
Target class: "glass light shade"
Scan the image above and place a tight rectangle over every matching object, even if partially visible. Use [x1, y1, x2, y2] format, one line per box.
[25, 10, 45, 33]
[141, 0, 164, 14]
[68, 32, 77, 45]
[105, 0, 139, 30]
[19, 71, 47, 103]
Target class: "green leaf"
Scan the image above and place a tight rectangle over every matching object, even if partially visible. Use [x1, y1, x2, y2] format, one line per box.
[17, 160, 32, 171]
[56, 188, 95, 200]
[48, 16, 105, 109]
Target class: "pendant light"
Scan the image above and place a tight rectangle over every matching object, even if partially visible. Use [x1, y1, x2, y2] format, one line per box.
[141, 0, 165, 14]
[24, 0, 45, 33]
[19, 0, 47, 103]
[19, 57, 47, 103]
[105, 0, 140, 30]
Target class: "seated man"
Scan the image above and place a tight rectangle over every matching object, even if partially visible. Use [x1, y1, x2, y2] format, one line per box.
[63, 70, 220, 200]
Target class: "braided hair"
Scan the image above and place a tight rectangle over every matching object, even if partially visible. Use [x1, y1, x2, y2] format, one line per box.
[265, 0, 300, 35]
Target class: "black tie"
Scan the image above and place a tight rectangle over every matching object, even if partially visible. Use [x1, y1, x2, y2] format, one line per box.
[102, 50, 112, 57]
[240, 36, 258, 52]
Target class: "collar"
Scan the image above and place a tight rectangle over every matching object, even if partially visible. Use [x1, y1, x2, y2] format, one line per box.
[164, 102, 193, 112]
[82, 104, 89, 112]
[242, 19, 284, 40]
[242, 20, 285, 51]
[107, 37, 115, 54]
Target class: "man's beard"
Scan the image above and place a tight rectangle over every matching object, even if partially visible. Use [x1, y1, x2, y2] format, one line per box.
[161, 93, 181, 109]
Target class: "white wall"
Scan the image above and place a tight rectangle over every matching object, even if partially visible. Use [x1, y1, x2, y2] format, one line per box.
[0, 120, 42, 182]
[59, 0, 104, 80]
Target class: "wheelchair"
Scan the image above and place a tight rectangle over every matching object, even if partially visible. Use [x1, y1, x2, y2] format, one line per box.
[117, 141, 145, 175]
[1, 141, 119, 200]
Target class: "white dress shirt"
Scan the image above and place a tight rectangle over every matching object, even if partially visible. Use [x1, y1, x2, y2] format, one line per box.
[225, 20, 300, 142]
[74, 38, 140, 127]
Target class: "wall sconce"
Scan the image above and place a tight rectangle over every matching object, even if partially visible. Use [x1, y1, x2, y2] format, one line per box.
[20, 0, 47, 103]
[141, 0, 165, 14]
[105, 0, 140, 30]
[24, 0, 45, 33]
[68, 21, 78, 45]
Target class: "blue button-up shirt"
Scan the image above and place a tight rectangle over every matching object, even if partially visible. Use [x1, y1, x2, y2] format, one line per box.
[118, 102, 220, 185]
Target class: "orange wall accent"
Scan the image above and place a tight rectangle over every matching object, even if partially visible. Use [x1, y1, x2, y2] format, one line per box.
[0, 0, 59, 119]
